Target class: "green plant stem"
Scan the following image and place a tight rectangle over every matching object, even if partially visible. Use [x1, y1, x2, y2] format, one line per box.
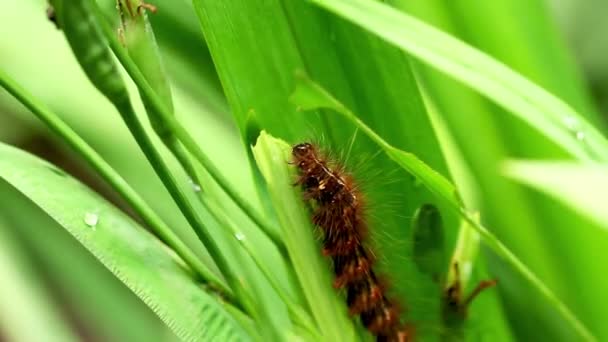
[461, 211, 595, 342]
[94, 5, 284, 250]
[116, 0, 205, 195]
[109, 93, 253, 315]
[166, 137, 206, 191]
[201, 196, 315, 332]
[174, 121, 285, 247]
[0, 69, 232, 298]
[59, 1, 255, 316]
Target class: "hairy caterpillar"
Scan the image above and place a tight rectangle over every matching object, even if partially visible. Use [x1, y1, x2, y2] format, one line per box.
[292, 142, 413, 342]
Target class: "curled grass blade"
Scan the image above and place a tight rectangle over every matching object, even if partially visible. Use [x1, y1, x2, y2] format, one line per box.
[290, 75, 596, 341]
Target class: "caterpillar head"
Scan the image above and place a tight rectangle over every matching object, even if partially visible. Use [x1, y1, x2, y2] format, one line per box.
[292, 142, 315, 159]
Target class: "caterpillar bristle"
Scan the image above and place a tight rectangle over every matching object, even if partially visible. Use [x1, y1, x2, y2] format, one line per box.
[292, 142, 414, 342]
[332, 246, 375, 289]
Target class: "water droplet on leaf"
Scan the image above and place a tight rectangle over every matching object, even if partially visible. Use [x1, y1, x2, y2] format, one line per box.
[235, 232, 245, 241]
[563, 116, 578, 130]
[84, 213, 98, 229]
[563, 116, 587, 142]
[188, 179, 201, 192]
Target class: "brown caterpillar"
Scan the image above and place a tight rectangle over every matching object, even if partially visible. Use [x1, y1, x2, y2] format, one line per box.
[292, 142, 414, 342]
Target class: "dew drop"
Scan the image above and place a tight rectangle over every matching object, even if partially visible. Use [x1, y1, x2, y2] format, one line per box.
[188, 179, 201, 192]
[84, 212, 98, 229]
[563, 116, 578, 130]
[235, 232, 246, 241]
[576, 131, 586, 141]
[563, 116, 587, 142]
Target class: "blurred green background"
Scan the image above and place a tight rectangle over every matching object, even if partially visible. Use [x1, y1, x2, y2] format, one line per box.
[1, 0, 607, 341]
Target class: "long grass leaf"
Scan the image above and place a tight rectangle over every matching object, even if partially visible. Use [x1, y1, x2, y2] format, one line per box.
[0, 143, 250, 342]
[504, 161, 608, 228]
[308, 0, 608, 162]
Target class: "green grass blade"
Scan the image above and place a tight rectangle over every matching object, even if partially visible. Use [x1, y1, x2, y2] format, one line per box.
[253, 132, 357, 341]
[0, 225, 78, 342]
[504, 161, 608, 228]
[429, 0, 601, 125]
[425, 0, 608, 333]
[291, 75, 457, 204]
[193, 3, 473, 335]
[0, 68, 229, 297]
[0, 0, 235, 278]
[191, 3, 456, 335]
[53, 0, 255, 312]
[3, 192, 180, 342]
[116, 0, 206, 197]
[117, 0, 175, 114]
[89, 10, 298, 331]
[94, 3, 284, 251]
[200, 195, 309, 341]
[92, 12, 295, 329]
[422, 82, 515, 341]
[391, 4, 607, 339]
[308, 0, 608, 162]
[0, 142, 250, 342]
[290, 76, 596, 341]
[191, 0, 320, 140]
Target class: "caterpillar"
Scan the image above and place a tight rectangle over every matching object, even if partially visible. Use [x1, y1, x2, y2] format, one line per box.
[292, 142, 414, 342]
